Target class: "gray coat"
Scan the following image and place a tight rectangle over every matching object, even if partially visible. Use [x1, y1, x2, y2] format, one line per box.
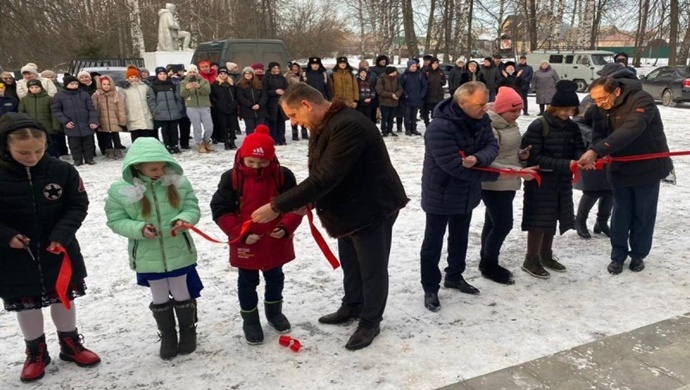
[51, 89, 98, 137]
[147, 80, 184, 121]
[534, 66, 560, 105]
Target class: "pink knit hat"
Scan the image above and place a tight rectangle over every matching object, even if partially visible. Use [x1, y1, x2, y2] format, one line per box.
[493, 87, 524, 114]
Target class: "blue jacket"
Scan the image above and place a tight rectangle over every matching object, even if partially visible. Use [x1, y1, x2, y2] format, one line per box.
[421, 98, 499, 215]
[400, 69, 428, 107]
[51, 89, 98, 137]
[0, 96, 19, 117]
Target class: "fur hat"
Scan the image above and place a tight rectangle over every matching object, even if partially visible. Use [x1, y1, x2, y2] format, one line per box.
[251, 63, 264, 71]
[550, 80, 580, 108]
[20, 65, 38, 76]
[422, 55, 433, 61]
[493, 87, 524, 114]
[455, 58, 465, 66]
[267, 62, 280, 71]
[385, 66, 397, 75]
[187, 64, 198, 73]
[337, 56, 349, 64]
[375, 55, 389, 66]
[240, 124, 275, 161]
[307, 57, 322, 67]
[225, 62, 238, 71]
[26, 79, 43, 90]
[504, 61, 516, 70]
[155, 66, 167, 75]
[242, 66, 255, 75]
[126, 65, 140, 79]
[62, 74, 79, 87]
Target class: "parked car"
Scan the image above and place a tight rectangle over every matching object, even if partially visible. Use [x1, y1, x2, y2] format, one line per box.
[639, 66, 690, 107]
[192, 39, 291, 70]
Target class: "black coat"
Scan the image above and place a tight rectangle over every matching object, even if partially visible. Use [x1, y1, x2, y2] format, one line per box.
[448, 66, 464, 95]
[480, 65, 501, 92]
[272, 101, 408, 237]
[51, 89, 99, 137]
[210, 81, 238, 115]
[424, 68, 446, 104]
[573, 99, 611, 192]
[517, 64, 534, 91]
[591, 79, 672, 187]
[521, 113, 586, 234]
[499, 74, 523, 93]
[262, 74, 289, 121]
[459, 71, 485, 86]
[305, 69, 333, 101]
[0, 156, 88, 300]
[236, 84, 268, 120]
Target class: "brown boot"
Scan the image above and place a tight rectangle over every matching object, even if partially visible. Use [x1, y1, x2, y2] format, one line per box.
[105, 149, 116, 160]
[113, 149, 124, 159]
[203, 140, 214, 152]
[197, 143, 208, 154]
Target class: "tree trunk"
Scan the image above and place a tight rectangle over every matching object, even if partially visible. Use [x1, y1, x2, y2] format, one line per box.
[528, 0, 537, 50]
[668, 0, 678, 65]
[678, 10, 690, 65]
[425, 0, 437, 54]
[579, 0, 593, 48]
[590, 0, 607, 49]
[632, 0, 650, 67]
[468, 0, 475, 57]
[402, 0, 419, 58]
[126, 0, 146, 57]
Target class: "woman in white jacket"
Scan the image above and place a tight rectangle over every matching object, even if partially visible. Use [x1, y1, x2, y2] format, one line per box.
[118, 66, 155, 141]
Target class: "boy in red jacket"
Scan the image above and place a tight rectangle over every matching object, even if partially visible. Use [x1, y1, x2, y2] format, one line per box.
[210, 124, 303, 344]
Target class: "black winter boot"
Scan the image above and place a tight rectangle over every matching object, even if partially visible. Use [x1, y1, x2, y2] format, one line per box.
[301, 128, 309, 139]
[594, 193, 613, 237]
[240, 308, 264, 345]
[173, 299, 197, 355]
[540, 250, 566, 272]
[265, 300, 291, 333]
[576, 193, 597, 239]
[20, 335, 51, 382]
[522, 254, 550, 279]
[292, 128, 299, 141]
[479, 253, 515, 285]
[396, 121, 403, 133]
[150, 301, 178, 359]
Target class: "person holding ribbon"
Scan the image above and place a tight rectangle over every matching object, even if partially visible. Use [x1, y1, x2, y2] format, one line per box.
[0, 113, 100, 383]
[520, 80, 586, 279]
[104, 137, 202, 360]
[251, 82, 408, 351]
[210, 124, 303, 345]
[577, 76, 672, 275]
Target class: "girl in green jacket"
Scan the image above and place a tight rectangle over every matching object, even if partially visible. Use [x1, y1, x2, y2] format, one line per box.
[104, 137, 202, 360]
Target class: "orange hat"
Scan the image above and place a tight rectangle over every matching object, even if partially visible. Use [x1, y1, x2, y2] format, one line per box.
[240, 124, 275, 161]
[126, 65, 140, 79]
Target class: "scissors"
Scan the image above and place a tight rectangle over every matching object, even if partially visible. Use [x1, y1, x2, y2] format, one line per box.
[18, 235, 37, 261]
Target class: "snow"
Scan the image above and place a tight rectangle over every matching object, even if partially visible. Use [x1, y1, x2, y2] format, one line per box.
[1, 97, 690, 389]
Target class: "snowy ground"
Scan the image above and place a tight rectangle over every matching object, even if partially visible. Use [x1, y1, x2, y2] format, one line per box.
[1, 96, 689, 389]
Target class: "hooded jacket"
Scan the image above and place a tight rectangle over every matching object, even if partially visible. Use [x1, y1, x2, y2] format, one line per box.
[421, 98, 499, 215]
[400, 61, 428, 107]
[18, 88, 60, 134]
[104, 138, 200, 273]
[0, 113, 88, 300]
[118, 80, 155, 130]
[460, 61, 486, 85]
[590, 78, 672, 187]
[91, 76, 127, 133]
[51, 88, 99, 137]
[148, 78, 184, 121]
[370, 55, 390, 77]
[305, 59, 333, 100]
[210, 155, 303, 270]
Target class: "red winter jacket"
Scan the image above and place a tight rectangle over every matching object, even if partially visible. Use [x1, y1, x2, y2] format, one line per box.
[210, 161, 303, 270]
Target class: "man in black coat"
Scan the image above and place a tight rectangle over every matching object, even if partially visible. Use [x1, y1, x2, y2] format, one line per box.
[251, 82, 408, 351]
[578, 76, 672, 275]
[516, 55, 533, 115]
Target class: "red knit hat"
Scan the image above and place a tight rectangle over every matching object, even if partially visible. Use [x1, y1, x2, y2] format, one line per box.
[493, 87, 524, 114]
[251, 63, 265, 70]
[240, 124, 275, 161]
[126, 65, 140, 79]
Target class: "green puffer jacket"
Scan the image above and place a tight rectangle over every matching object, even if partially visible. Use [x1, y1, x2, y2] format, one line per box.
[18, 91, 61, 134]
[180, 76, 211, 108]
[104, 137, 201, 273]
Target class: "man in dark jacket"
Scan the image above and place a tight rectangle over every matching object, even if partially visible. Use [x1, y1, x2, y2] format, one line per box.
[422, 57, 446, 127]
[262, 62, 289, 145]
[480, 57, 502, 102]
[210, 67, 239, 150]
[448, 58, 465, 97]
[614, 52, 637, 75]
[419, 81, 535, 312]
[516, 55, 533, 115]
[304, 57, 333, 101]
[400, 60, 427, 135]
[578, 76, 671, 275]
[251, 82, 408, 351]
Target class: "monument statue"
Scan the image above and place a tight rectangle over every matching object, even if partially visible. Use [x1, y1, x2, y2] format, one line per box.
[157, 3, 192, 51]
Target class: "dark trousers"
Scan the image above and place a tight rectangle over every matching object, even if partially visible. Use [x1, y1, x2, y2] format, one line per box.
[178, 117, 191, 148]
[130, 129, 157, 143]
[369, 97, 379, 123]
[237, 266, 284, 311]
[610, 181, 660, 263]
[95, 132, 120, 151]
[56, 132, 69, 156]
[420, 212, 472, 293]
[47, 134, 62, 157]
[579, 191, 613, 220]
[520, 88, 529, 114]
[67, 135, 95, 164]
[480, 190, 516, 263]
[244, 117, 266, 135]
[155, 120, 179, 149]
[210, 109, 219, 141]
[337, 212, 397, 328]
[267, 118, 286, 144]
[213, 112, 238, 143]
[421, 102, 438, 125]
[380, 106, 396, 134]
[403, 105, 420, 133]
[291, 125, 308, 140]
[395, 105, 404, 131]
[356, 104, 373, 122]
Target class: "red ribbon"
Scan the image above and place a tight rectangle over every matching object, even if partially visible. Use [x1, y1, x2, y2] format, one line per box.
[46, 245, 72, 310]
[571, 150, 690, 184]
[305, 208, 340, 270]
[570, 161, 581, 184]
[459, 151, 542, 186]
[171, 223, 230, 244]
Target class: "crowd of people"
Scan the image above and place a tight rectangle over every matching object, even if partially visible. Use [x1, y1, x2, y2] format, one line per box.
[0, 50, 672, 383]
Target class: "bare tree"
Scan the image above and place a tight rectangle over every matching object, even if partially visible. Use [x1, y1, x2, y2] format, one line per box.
[668, 0, 679, 65]
[402, 0, 419, 58]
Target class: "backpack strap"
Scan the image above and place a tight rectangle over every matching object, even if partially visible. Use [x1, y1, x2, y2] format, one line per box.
[538, 115, 550, 137]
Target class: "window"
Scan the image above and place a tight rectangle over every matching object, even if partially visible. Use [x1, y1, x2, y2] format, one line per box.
[657, 68, 677, 80]
[549, 55, 564, 63]
[565, 55, 574, 64]
[230, 52, 254, 69]
[193, 51, 220, 65]
[591, 54, 614, 66]
[577, 56, 590, 66]
[645, 68, 663, 81]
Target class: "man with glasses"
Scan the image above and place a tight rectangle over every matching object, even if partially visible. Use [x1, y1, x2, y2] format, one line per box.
[577, 76, 672, 275]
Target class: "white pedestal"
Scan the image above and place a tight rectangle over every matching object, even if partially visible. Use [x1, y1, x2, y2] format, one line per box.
[143, 51, 194, 71]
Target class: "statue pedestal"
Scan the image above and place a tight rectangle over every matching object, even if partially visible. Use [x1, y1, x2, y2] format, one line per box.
[143, 51, 194, 72]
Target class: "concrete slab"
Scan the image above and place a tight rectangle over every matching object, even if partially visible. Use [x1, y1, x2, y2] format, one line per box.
[636, 342, 690, 385]
[581, 356, 685, 390]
